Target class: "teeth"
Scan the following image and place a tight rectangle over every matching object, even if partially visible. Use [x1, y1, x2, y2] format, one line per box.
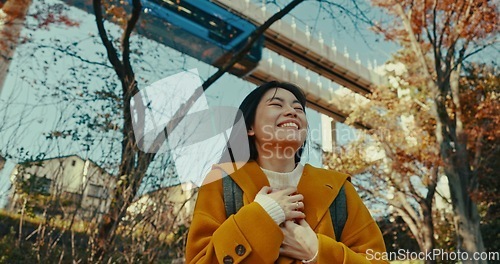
[279, 122, 299, 128]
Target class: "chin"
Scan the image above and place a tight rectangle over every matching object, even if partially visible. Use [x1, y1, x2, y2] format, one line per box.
[276, 140, 305, 151]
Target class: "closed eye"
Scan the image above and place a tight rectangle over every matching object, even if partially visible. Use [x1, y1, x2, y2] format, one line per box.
[294, 105, 304, 111]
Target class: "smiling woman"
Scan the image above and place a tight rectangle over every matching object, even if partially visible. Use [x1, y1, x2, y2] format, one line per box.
[186, 81, 388, 264]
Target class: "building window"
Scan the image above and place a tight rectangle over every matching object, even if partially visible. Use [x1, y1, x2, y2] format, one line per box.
[32, 176, 52, 195]
[71, 160, 76, 166]
[87, 184, 106, 199]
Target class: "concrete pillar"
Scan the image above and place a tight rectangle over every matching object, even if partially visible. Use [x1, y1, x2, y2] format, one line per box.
[330, 120, 337, 151]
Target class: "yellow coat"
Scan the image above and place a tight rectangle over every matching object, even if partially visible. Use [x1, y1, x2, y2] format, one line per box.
[186, 161, 388, 263]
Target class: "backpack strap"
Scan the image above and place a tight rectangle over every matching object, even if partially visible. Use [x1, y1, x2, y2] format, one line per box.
[222, 171, 243, 218]
[330, 185, 347, 242]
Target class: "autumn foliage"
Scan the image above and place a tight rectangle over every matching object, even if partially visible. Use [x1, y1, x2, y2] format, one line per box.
[372, 0, 497, 46]
[459, 64, 499, 215]
[337, 0, 499, 258]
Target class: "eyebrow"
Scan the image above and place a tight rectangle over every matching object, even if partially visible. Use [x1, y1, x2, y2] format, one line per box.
[266, 97, 301, 105]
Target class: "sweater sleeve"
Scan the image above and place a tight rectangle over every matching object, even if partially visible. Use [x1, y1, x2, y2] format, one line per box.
[316, 182, 389, 264]
[254, 193, 286, 225]
[186, 170, 284, 264]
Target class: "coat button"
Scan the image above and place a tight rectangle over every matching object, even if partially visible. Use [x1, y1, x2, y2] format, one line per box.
[235, 244, 246, 256]
[223, 255, 234, 264]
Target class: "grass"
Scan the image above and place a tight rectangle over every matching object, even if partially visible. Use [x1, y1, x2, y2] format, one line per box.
[0, 209, 186, 263]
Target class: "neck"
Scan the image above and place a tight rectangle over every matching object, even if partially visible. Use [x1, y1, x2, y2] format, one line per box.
[255, 143, 298, 172]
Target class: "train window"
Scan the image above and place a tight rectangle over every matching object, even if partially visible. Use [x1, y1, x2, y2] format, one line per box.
[149, 0, 243, 45]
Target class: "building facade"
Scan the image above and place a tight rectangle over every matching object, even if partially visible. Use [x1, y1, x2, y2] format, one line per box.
[127, 182, 197, 230]
[7, 155, 116, 221]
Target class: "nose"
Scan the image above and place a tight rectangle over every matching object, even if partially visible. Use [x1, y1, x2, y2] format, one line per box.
[283, 104, 298, 117]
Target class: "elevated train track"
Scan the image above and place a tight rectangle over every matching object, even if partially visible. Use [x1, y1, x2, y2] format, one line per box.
[63, 0, 384, 125]
[212, 0, 387, 96]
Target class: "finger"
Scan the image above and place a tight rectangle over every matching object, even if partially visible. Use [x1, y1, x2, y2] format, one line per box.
[275, 187, 297, 196]
[285, 211, 306, 221]
[279, 247, 288, 255]
[284, 201, 301, 213]
[284, 219, 296, 228]
[298, 218, 310, 227]
[292, 211, 306, 219]
[289, 193, 304, 202]
[271, 187, 287, 192]
[287, 201, 303, 211]
[279, 244, 293, 252]
[258, 186, 272, 194]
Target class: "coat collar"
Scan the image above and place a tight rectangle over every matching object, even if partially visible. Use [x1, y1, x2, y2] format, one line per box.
[297, 164, 349, 229]
[215, 161, 349, 230]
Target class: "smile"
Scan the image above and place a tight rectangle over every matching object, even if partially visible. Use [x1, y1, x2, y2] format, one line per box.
[277, 122, 299, 129]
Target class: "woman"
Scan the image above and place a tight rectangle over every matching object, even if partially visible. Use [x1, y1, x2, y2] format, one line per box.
[186, 81, 387, 263]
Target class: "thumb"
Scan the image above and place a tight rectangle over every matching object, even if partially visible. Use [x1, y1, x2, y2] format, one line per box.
[299, 218, 310, 227]
[258, 186, 272, 195]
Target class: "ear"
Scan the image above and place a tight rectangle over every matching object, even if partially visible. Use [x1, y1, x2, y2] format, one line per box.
[247, 127, 255, 136]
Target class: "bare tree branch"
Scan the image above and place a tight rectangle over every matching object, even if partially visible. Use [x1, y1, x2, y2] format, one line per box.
[92, 0, 123, 78]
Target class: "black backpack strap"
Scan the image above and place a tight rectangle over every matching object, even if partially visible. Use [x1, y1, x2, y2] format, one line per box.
[330, 185, 347, 242]
[222, 171, 243, 218]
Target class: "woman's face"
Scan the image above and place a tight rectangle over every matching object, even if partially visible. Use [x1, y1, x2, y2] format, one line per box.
[248, 88, 308, 154]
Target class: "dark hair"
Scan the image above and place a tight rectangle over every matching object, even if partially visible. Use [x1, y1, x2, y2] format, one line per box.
[219, 81, 307, 164]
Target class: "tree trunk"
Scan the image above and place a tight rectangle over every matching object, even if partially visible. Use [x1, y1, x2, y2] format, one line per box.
[421, 202, 436, 264]
[440, 133, 486, 262]
[445, 165, 486, 263]
[93, 77, 156, 260]
[0, 0, 32, 94]
[394, 192, 436, 264]
[436, 67, 486, 263]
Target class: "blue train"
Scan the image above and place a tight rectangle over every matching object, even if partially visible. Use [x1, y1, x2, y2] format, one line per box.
[134, 0, 263, 77]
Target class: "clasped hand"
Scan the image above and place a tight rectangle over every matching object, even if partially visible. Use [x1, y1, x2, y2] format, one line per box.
[257, 187, 319, 261]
